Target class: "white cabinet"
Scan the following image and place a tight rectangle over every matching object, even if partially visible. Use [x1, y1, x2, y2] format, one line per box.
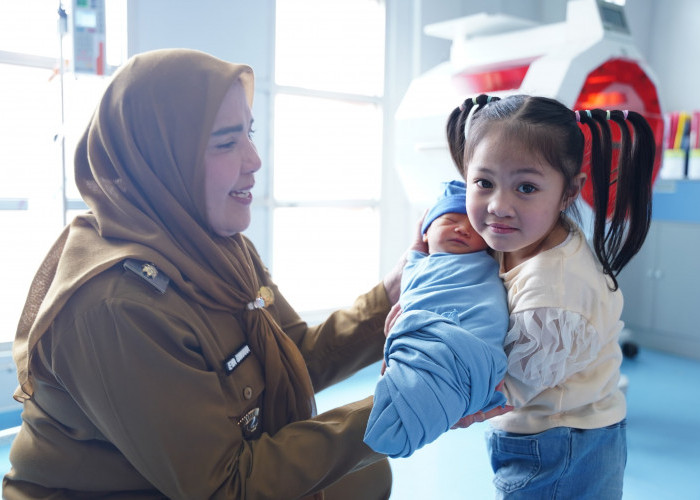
[617, 220, 700, 359]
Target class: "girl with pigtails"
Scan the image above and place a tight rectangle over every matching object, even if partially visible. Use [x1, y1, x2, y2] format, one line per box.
[446, 94, 655, 499]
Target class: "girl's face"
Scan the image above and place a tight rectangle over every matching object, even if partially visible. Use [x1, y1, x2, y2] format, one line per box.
[423, 212, 489, 255]
[464, 130, 576, 265]
[204, 81, 261, 237]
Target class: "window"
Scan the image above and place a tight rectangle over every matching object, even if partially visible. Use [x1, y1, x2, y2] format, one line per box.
[0, 0, 125, 343]
[271, 0, 386, 314]
[0, 0, 385, 342]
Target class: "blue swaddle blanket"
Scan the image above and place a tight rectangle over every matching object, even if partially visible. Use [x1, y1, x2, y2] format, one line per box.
[364, 250, 508, 458]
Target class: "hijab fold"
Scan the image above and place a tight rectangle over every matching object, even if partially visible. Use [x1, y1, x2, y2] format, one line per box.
[13, 49, 315, 435]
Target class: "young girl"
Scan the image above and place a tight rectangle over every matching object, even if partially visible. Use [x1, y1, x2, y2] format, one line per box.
[446, 94, 655, 499]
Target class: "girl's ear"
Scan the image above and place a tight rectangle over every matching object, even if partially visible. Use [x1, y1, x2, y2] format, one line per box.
[422, 232, 429, 243]
[562, 172, 587, 210]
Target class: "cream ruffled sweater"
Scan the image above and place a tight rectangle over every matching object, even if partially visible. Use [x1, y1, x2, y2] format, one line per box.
[491, 226, 626, 434]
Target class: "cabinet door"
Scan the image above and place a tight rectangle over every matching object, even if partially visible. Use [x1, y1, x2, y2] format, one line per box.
[618, 223, 658, 330]
[651, 222, 700, 338]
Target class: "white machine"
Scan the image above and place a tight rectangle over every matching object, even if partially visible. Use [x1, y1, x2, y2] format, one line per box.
[71, 0, 107, 75]
[395, 0, 663, 207]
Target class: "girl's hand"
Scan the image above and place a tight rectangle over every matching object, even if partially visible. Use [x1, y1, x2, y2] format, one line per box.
[451, 380, 513, 429]
[450, 404, 513, 429]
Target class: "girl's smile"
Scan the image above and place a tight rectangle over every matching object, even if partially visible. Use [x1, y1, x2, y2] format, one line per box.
[486, 223, 517, 234]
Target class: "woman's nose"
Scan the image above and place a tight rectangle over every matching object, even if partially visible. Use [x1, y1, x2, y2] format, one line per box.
[245, 140, 262, 173]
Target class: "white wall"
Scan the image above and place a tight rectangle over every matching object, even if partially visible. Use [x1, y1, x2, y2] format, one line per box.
[639, 0, 700, 112]
[123, 0, 700, 274]
[384, 0, 700, 263]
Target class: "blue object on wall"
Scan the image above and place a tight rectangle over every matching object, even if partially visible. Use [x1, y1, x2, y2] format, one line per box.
[651, 179, 700, 224]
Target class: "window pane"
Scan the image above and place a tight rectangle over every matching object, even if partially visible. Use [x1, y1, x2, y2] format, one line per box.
[0, 64, 62, 199]
[0, 0, 60, 57]
[275, 0, 385, 96]
[0, 64, 59, 343]
[61, 74, 111, 201]
[0, 211, 62, 344]
[0, 69, 112, 348]
[272, 207, 379, 312]
[273, 94, 382, 201]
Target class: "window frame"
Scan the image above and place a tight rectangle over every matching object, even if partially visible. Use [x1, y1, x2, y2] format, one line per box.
[258, 0, 388, 317]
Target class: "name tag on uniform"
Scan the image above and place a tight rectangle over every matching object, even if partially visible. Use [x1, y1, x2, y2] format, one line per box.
[223, 344, 251, 375]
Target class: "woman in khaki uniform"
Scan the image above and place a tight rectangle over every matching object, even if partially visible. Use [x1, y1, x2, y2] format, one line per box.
[4, 49, 414, 499]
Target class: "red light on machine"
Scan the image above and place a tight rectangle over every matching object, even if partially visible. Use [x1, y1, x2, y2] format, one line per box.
[577, 91, 626, 108]
[452, 62, 533, 94]
[575, 59, 663, 217]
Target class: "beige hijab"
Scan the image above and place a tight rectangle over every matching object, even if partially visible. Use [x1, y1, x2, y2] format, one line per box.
[13, 48, 315, 435]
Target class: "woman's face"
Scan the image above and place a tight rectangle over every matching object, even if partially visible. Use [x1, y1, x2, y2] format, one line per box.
[204, 81, 261, 236]
[464, 130, 569, 263]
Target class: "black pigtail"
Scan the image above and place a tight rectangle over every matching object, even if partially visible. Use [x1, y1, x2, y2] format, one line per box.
[446, 94, 500, 176]
[612, 110, 654, 272]
[607, 110, 634, 269]
[446, 103, 469, 174]
[581, 108, 655, 290]
[578, 110, 614, 285]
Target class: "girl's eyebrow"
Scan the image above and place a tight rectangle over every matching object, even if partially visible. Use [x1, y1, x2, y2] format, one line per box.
[474, 166, 545, 177]
[514, 167, 545, 176]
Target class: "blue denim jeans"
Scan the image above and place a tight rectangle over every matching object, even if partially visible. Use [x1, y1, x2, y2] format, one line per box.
[486, 420, 627, 500]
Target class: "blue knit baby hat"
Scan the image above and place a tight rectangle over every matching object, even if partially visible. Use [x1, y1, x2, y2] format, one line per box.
[421, 180, 467, 234]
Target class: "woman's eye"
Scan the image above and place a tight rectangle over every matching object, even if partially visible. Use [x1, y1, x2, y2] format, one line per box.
[475, 179, 493, 189]
[518, 184, 537, 194]
[216, 141, 236, 150]
[248, 128, 256, 140]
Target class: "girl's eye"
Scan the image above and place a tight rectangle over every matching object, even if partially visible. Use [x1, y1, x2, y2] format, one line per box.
[518, 184, 537, 194]
[248, 127, 256, 140]
[475, 179, 493, 189]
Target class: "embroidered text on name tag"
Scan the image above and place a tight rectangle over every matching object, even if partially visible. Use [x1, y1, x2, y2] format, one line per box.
[223, 344, 251, 375]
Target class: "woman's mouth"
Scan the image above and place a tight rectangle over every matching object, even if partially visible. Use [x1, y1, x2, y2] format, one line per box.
[229, 190, 252, 200]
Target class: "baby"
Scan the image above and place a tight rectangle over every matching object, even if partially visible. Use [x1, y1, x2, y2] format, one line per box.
[364, 180, 509, 458]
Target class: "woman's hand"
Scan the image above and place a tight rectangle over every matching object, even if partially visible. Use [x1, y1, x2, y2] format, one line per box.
[382, 211, 428, 304]
[384, 302, 402, 338]
[450, 380, 513, 429]
[380, 211, 428, 376]
[379, 302, 404, 375]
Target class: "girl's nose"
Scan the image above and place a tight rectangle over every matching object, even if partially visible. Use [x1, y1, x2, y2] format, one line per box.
[487, 191, 513, 218]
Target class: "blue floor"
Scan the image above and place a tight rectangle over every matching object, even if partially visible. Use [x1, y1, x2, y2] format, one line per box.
[316, 347, 700, 499]
[1, 348, 698, 498]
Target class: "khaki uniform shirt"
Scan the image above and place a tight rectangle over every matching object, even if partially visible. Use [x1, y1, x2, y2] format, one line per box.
[4, 259, 389, 499]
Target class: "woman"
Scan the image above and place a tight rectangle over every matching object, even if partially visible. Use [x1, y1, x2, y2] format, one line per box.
[4, 48, 410, 499]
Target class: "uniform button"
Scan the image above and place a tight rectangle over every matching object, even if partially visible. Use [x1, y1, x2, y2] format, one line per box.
[243, 386, 253, 400]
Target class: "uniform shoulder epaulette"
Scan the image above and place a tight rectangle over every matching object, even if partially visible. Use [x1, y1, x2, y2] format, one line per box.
[123, 259, 170, 294]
